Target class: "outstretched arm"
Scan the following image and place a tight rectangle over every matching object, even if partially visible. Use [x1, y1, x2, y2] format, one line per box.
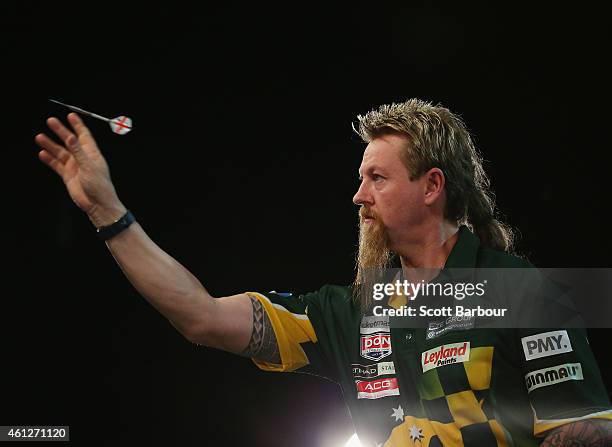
[35, 113, 278, 361]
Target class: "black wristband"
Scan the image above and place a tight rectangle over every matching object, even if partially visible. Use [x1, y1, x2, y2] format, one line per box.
[96, 210, 136, 241]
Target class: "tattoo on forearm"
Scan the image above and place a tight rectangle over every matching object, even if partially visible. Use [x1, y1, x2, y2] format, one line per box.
[541, 419, 612, 447]
[241, 294, 281, 364]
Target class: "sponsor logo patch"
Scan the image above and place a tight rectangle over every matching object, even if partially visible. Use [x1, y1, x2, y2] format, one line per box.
[521, 330, 573, 361]
[356, 377, 400, 399]
[428, 320, 444, 330]
[421, 342, 470, 373]
[352, 362, 396, 379]
[426, 315, 475, 339]
[361, 333, 392, 361]
[525, 363, 583, 392]
[360, 315, 390, 334]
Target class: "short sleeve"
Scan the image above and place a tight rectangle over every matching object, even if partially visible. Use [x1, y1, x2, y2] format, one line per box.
[517, 328, 612, 436]
[246, 290, 335, 379]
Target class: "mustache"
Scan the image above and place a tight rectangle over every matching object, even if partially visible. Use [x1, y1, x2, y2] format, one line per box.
[359, 207, 379, 221]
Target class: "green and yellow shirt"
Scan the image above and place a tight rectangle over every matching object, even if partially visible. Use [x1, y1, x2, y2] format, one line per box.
[248, 227, 611, 446]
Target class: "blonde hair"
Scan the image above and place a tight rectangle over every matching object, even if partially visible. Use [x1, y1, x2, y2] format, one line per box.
[355, 98, 514, 251]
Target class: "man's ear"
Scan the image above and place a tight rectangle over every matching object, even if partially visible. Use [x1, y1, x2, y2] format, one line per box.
[423, 168, 445, 206]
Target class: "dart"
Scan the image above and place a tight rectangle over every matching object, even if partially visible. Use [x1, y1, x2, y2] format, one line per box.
[49, 99, 132, 135]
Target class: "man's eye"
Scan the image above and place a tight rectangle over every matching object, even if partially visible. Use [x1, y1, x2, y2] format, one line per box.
[373, 174, 384, 181]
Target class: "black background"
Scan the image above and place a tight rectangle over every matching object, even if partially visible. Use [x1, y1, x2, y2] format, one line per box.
[3, 2, 611, 446]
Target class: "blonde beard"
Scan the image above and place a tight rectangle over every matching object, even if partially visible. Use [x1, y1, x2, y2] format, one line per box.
[354, 211, 391, 310]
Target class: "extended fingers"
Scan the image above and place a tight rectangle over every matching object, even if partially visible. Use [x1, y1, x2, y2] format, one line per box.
[38, 149, 65, 177]
[67, 113, 92, 138]
[34, 133, 71, 163]
[47, 116, 75, 146]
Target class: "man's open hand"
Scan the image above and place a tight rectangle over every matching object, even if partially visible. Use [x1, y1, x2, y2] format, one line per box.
[36, 112, 126, 227]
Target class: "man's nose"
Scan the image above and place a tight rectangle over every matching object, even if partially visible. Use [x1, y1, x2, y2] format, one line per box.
[353, 181, 371, 206]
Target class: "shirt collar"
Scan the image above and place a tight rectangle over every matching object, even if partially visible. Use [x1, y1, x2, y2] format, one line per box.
[443, 225, 480, 276]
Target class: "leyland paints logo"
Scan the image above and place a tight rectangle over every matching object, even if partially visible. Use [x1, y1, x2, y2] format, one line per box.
[421, 342, 470, 372]
[360, 333, 392, 361]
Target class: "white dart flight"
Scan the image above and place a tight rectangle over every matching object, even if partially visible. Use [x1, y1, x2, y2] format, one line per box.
[49, 99, 132, 135]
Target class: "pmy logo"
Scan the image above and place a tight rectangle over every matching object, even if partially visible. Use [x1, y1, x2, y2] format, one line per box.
[360, 333, 392, 361]
[521, 330, 573, 361]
